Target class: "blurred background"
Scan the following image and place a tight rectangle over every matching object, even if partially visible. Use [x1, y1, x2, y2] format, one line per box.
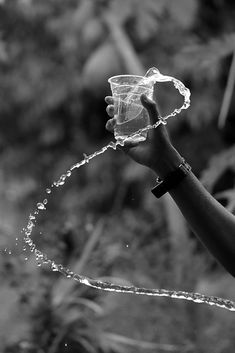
[0, 0, 235, 352]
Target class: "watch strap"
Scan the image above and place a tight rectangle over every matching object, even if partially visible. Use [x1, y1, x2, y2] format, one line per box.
[151, 159, 191, 198]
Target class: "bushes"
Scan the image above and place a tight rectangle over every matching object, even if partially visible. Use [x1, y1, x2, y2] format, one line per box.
[1, 0, 235, 352]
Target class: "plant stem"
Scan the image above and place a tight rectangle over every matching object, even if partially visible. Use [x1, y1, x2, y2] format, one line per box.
[218, 50, 235, 129]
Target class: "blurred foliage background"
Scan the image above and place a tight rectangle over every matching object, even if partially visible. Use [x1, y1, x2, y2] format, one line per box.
[0, 0, 235, 352]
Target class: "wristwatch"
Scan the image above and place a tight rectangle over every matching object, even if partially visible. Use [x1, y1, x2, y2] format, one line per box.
[151, 159, 192, 198]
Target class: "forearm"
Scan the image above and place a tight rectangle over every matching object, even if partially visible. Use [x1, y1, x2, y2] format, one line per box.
[152, 146, 235, 277]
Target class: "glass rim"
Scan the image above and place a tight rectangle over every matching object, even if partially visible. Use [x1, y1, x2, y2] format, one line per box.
[108, 74, 145, 84]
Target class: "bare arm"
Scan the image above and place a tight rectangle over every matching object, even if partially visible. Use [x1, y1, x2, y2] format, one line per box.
[154, 145, 235, 277]
[105, 94, 235, 277]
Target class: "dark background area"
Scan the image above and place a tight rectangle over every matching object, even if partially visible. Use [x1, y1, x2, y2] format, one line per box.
[0, 0, 235, 352]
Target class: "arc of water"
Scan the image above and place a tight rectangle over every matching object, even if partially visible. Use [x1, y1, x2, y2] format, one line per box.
[143, 67, 191, 120]
[21, 68, 235, 313]
[124, 67, 191, 125]
[24, 245, 235, 312]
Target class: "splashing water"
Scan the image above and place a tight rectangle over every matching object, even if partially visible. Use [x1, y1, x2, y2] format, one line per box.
[21, 68, 235, 312]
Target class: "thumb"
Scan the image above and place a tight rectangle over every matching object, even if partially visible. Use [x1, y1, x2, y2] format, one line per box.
[140, 94, 160, 125]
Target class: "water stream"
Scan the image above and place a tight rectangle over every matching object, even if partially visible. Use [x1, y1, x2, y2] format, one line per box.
[21, 68, 235, 312]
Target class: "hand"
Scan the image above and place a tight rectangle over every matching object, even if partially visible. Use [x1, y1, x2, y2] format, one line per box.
[105, 94, 180, 177]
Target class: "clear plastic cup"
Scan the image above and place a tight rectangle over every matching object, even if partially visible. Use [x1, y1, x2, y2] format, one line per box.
[108, 75, 154, 142]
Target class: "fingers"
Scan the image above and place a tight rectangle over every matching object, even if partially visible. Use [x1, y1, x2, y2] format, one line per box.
[105, 96, 116, 133]
[105, 96, 115, 119]
[105, 117, 116, 132]
[140, 94, 160, 125]
[105, 96, 114, 104]
[106, 104, 114, 117]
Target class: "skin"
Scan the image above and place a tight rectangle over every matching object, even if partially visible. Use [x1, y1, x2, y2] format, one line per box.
[105, 94, 235, 278]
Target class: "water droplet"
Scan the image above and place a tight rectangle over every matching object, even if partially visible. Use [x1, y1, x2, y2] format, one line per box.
[43, 198, 48, 205]
[27, 220, 35, 229]
[118, 139, 125, 147]
[109, 141, 117, 150]
[37, 203, 46, 210]
[25, 229, 31, 237]
[55, 174, 67, 186]
[66, 170, 71, 177]
[24, 257, 28, 261]
[30, 244, 36, 252]
[24, 237, 31, 244]
[46, 188, 51, 194]
[51, 262, 58, 272]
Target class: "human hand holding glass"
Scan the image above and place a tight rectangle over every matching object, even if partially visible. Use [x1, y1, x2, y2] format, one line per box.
[105, 94, 182, 178]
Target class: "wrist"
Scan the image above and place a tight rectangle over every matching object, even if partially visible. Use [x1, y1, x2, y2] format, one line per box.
[150, 145, 183, 179]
